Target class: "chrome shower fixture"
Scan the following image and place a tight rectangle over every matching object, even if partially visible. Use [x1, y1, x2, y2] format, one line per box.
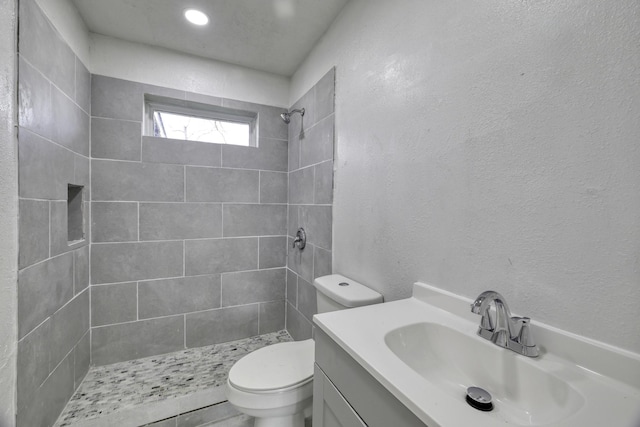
[280, 108, 305, 124]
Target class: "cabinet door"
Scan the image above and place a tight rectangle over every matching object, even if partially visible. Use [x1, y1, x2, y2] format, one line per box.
[313, 365, 367, 427]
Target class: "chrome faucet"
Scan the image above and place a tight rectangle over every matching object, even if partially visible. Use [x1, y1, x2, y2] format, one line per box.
[470, 291, 539, 357]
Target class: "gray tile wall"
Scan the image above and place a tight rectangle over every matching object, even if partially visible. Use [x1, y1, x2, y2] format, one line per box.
[17, 1, 91, 426]
[286, 68, 336, 339]
[90, 75, 289, 365]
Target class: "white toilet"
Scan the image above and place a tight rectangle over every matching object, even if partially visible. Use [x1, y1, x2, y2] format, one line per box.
[225, 274, 383, 427]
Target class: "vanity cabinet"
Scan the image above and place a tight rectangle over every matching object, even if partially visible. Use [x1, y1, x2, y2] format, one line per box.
[313, 328, 427, 427]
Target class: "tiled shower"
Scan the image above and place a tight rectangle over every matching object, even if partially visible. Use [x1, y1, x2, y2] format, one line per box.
[16, 0, 335, 425]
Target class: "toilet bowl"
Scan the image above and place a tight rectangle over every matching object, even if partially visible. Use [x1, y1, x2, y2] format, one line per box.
[226, 340, 314, 427]
[225, 274, 383, 427]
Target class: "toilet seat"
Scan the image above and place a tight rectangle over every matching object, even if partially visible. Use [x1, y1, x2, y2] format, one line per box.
[228, 340, 315, 393]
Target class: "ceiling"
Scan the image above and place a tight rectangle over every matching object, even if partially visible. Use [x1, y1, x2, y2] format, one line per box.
[70, 0, 349, 77]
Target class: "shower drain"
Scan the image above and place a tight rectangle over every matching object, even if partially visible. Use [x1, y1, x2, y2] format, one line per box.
[465, 386, 494, 412]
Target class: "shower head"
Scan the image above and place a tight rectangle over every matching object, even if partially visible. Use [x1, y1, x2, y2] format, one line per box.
[280, 108, 305, 124]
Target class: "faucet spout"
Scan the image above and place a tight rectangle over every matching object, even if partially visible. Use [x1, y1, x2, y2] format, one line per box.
[470, 290, 539, 357]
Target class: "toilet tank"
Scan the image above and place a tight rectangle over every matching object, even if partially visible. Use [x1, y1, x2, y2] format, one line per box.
[313, 274, 383, 313]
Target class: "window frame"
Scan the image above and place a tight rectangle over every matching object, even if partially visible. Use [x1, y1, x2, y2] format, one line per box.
[144, 95, 258, 147]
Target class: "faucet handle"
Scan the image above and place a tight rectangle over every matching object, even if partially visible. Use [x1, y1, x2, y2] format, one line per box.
[513, 317, 539, 356]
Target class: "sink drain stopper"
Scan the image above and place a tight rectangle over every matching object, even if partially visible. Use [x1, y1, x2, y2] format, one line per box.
[466, 386, 493, 411]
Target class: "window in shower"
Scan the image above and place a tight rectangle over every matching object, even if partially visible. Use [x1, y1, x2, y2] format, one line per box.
[145, 95, 257, 146]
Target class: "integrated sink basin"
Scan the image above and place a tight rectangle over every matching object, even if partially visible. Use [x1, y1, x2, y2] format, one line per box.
[313, 282, 640, 427]
[384, 322, 584, 425]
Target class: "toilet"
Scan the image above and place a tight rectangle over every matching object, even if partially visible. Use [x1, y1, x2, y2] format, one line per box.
[225, 274, 383, 427]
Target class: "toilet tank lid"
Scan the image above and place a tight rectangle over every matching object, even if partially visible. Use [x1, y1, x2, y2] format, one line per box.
[313, 274, 383, 307]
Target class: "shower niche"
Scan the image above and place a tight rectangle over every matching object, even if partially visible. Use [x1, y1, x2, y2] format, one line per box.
[67, 184, 85, 243]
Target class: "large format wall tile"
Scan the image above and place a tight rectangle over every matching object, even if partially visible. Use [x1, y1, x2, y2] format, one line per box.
[221, 139, 287, 172]
[185, 238, 257, 276]
[73, 332, 90, 388]
[19, 0, 75, 99]
[260, 171, 287, 203]
[222, 204, 287, 237]
[17, 3, 94, 425]
[18, 252, 74, 339]
[286, 302, 312, 341]
[314, 160, 334, 205]
[185, 305, 258, 348]
[314, 68, 335, 123]
[51, 86, 90, 156]
[17, 351, 74, 427]
[17, 319, 52, 415]
[299, 205, 332, 250]
[73, 246, 90, 295]
[139, 203, 222, 240]
[286, 68, 336, 337]
[18, 199, 49, 268]
[259, 301, 286, 334]
[92, 160, 184, 202]
[18, 57, 52, 139]
[92, 202, 138, 243]
[49, 290, 89, 368]
[186, 167, 258, 203]
[91, 118, 142, 161]
[259, 236, 287, 269]
[142, 137, 222, 167]
[91, 316, 185, 365]
[287, 239, 314, 284]
[91, 283, 137, 327]
[75, 58, 91, 114]
[92, 75, 144, 121]
[18, 128, 74, 200]
[300, 115, 334, 169]
[91, 241, 184, 284]
[289, 166, 314, 204]
[296, 278, 317, 322]
[138, 275, 221, 318]
[221, 268, 285, 306]
[85, 74, 291, 370]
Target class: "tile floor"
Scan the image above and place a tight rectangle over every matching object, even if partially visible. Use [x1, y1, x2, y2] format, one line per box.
[55, 331, 292, 427]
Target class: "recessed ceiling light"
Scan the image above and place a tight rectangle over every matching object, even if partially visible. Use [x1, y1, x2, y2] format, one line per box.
[184, 9, 209, 26]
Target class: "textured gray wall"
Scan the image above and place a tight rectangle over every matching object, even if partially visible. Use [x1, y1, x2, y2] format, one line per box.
[89, 76, 289, 365]
[16, 0, 91, 426]
[291, 0, 640, 353]
[286, 68, 335, 339]
[0, 0, 18, 425]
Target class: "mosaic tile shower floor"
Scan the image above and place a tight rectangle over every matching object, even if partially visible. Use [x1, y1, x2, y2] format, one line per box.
[55, 331, 292, 426]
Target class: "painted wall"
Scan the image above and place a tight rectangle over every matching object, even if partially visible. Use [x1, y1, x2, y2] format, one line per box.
[89, 75, 288, 365]
[291, 0, 640, 352]
[90, 34, 290, 108]
[35, 0, 90, 65]
[0, 0, 18, 425]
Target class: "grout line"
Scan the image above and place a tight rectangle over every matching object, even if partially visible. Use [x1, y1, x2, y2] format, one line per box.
[136, 282, 139, 321]
[91, 200, 289, 206]
[137, 202, 140, 241]
[90, 298, 283, 329]
[257, 302, 261, 335]
[91, 266, 286, 287]
[183, 166, 186, 202]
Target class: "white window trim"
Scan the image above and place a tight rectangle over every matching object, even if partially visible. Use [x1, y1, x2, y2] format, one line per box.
[144, 95, 259, 147]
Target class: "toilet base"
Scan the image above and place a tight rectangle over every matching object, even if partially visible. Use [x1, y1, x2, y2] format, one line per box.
[253, 412, 305, 427]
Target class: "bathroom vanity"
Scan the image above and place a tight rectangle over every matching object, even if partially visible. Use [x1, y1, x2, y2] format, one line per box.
[312, 282, 640, 427]
[313, 328, 424, 427]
